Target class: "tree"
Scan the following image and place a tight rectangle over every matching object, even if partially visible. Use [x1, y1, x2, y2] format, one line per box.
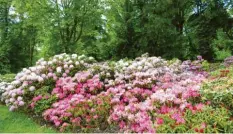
[189, 0, 231, 61]
[0, 0, 12, 73]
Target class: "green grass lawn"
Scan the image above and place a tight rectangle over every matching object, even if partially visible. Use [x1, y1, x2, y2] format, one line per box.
[0, 105, 56, 133]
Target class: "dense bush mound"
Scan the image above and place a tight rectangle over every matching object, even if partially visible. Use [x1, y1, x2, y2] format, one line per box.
[1, 54, 233, 133]
[224, 56, 233, 67]
[201, 67, 233, 115]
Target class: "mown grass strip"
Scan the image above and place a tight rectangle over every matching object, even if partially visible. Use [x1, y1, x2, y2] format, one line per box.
[0, 105, 56, 133]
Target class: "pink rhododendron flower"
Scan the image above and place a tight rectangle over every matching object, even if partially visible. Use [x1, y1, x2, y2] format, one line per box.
[195, 103, 204, 111]
[119, 121, 126, 129]
[171, 113, 185, 124]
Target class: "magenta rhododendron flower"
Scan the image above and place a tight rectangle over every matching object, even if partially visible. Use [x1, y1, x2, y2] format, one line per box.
[156, 118, 164, 125]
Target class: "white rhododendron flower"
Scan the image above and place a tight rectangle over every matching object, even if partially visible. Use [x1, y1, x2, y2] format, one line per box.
[56, 67, 62, 73]
[29, 86, 35, 91]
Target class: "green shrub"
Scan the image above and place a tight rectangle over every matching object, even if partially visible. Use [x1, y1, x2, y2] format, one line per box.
[212, 29, 233, 61]
[201, 60, 210, 71]
[201, 67, 233, 115]
[33, 95, 57, 115]
[156, 106, 233, 133]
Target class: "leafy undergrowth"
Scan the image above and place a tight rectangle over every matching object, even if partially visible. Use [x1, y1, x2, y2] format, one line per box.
[0, 74, 16, 82]
[201, 66, 233, 116]
[0, 104, 56, 133]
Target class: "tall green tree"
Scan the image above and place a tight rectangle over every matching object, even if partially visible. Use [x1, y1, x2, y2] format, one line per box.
[189, 0, 231, 61]
[0, 0, 12, 73]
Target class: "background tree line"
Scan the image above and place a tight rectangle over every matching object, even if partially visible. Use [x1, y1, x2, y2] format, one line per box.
[0, 0, 233, 74]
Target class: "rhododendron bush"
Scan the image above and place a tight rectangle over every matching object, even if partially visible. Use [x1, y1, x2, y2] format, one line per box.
[201, 67, 233, 116]
[1, 53, 233, 133]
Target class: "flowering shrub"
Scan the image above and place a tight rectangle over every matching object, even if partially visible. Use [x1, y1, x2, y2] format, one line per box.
[105, 55, 207, 133]
[68, 93, 112, 132]
[156, 106, 233, 133]
[1, 53, 233, 133]
[31, 95, 57, 114]
[1, 53, 95, 111]
[42, 71, 110, 132]
[224, 56, 233, 67]
[0, 74, 15, 102]
[181, 56, 204, 72]
[181, 56, 208, 77]
[0, 81, 9, 101]
[201, 67, 233, 115]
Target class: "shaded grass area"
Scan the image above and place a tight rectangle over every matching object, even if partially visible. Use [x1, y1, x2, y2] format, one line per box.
[0, 105, 56, 133]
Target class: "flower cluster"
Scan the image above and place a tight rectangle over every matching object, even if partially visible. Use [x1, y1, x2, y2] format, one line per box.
[224, 56, 233, 67]
[0, 81, 9, 101]
[42, 72, 107, 132]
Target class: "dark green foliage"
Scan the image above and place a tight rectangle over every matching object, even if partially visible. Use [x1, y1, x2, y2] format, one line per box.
[0, 0, 233, 72]
[188, 0, 231, 61]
